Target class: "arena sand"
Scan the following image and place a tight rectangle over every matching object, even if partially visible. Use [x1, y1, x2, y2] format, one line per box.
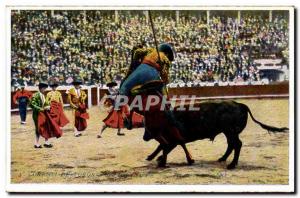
[10, 99, 289, 184]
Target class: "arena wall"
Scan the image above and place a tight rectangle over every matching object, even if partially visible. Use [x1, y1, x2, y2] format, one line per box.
[168, 83, 289, 99]
[11, 83, 289, 112]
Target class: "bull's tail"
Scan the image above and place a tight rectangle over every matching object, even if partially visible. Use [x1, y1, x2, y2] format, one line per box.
[242, 103, 289, 133]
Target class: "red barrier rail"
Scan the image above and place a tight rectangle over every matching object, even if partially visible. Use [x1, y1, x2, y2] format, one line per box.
[11, 83, 289, 112]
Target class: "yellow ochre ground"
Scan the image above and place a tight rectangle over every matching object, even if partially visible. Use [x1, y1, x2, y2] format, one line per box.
[10, 99, 289, 184]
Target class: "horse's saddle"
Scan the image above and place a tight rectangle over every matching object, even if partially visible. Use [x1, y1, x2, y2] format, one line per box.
[130, 80, 164, 95]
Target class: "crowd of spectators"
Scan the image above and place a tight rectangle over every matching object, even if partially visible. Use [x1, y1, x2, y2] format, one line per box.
[11, 10, 289, 88]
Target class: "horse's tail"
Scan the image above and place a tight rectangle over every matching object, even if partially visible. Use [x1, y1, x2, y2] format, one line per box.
[240, 103, 289, 133]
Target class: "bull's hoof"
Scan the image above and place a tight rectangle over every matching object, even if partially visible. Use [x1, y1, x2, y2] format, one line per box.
[156, 155, 167, 167]
[157, 161, 167, 168]
[156, 155, 164, 162]
[157, 164, 167, 168]
[227, 163, 236, 170]
[188, 159, 195, 165]
[218, 157, 226, 162]
[146, 155, 155, 161]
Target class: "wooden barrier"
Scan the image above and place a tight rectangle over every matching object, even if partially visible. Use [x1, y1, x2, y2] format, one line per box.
[11, 83, 289, 111]
[98, 83, 289, 100]
[91, 87, 98, 106]
[168, 83, 289, 98]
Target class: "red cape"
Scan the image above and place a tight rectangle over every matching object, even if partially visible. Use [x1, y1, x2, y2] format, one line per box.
[49, 101, 70, 127]
[75, 104, 89, 131]
[38, 111, 63, 139]
[103, 105, 143, 129]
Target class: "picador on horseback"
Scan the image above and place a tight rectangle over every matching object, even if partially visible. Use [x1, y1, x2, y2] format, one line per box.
[120, 43, 177, 138]
[116, 41, 196, 167]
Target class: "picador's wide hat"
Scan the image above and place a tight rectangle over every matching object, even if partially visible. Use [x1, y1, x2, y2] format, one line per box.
[158, 43, 175, 61]
[38, 82, 48, 89]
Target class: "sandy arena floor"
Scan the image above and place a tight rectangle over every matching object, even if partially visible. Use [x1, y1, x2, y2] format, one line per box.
[10, 99, 289, 185]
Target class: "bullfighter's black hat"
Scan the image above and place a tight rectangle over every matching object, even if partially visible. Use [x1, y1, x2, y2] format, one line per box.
[73, 78, 82, 85]
[49, 82, 59, 88]
[38, 82, 48, 89]
[106, 82, 118, 88]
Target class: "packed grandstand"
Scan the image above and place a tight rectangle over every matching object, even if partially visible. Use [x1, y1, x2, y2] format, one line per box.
[11, 10, 289, 89]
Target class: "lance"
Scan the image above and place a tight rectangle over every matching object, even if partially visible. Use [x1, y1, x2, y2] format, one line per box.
[148, 10, 171, 95]
[148, 10, 162, 65]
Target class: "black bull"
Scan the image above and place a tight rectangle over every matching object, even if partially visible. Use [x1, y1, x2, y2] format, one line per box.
[130, 98, 288, 169]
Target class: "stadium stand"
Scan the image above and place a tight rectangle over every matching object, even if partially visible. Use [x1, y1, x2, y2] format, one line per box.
[11, 10, 289, 89]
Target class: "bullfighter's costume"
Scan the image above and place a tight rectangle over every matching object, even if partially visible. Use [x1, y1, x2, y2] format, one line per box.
[13, 84, 32, 124]
[67, 80, 89, 137]
[30, 82, 62, 148]
[119, 43, 182, 142]
[46, 83, 69, 128]
[120, 44, 172, 96]
[97, 82, 144, 138]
